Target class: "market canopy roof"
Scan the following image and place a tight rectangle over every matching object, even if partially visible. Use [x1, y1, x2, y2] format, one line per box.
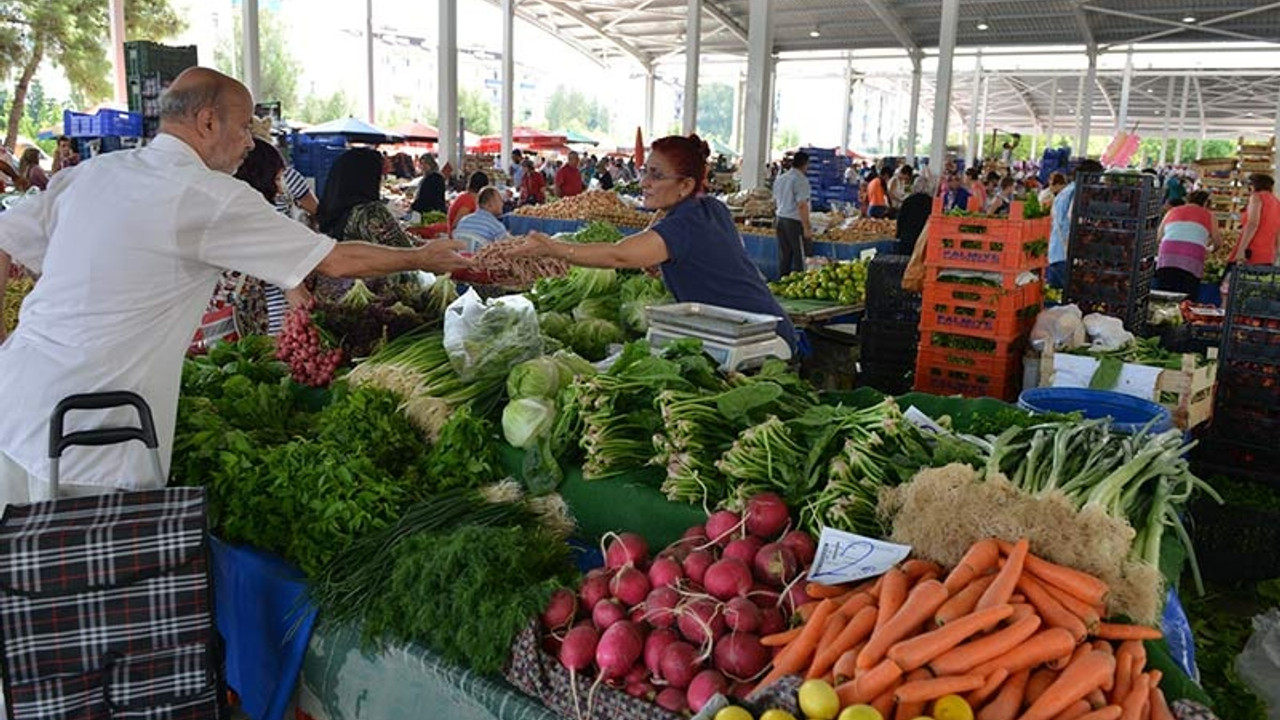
[394, 122, 440, 143]
[559, 130, 600, 146]
[302, 117, 404, 144]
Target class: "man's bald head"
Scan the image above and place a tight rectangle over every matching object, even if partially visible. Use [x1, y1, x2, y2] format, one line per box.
[159, 67, 250, 125]
[158, 67, 256, 173]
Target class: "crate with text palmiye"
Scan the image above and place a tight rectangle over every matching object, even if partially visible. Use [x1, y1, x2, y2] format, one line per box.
[924, 198, 1052, 273]
[914, 344, 1023, 402]
[919, 266, 1044, 342]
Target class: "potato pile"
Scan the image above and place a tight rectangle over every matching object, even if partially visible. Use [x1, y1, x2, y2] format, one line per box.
[515, 190, 652, 227]
[727, 187, 776, 219]
[822, 218, 897, 243]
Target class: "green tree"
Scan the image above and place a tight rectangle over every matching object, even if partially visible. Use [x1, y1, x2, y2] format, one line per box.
[696, 82, 733, 143]
[545, 85, 610, 135]
[458, 87, 493, 136]
[213, 9, 299, 111]
[0, 79, 65, 152]
[0, 0, 184, 148]
[295, 90, 354, 125]
[773, 126, 799, 152]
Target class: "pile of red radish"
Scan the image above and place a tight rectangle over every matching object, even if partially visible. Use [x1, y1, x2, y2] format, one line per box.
[277, 302, 343, 388]
[539, 492, 817, 716]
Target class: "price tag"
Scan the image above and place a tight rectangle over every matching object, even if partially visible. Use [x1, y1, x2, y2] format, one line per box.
[860, 247, 879, 262]
[807, 528, 911, 586]
[904, 405, 947, 434]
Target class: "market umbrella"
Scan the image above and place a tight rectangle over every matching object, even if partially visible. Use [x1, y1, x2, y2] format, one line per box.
[393, 121, 439, 144]
[709, 137, 739, 159]
[634, 127, 645, 168]
[559, 129, 599, 146]
[302, 117, 404, 144]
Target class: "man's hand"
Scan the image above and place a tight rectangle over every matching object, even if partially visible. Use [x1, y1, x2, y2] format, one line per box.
[502, 231, 557, 259]
[415, 239, 472, 273]
[285, 284, 312, 309]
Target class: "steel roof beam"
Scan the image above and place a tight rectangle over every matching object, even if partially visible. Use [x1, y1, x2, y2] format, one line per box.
[861, 0, 920, 54]
[482, 0, 608, 67]
[1111, 1, 1280, 48]
[704, 1, 748, 45]
[998, 74, 1043, 132]
[1087, 5, 1275, 48]
[601, 0, 660, 31]
[534, 0, 652, 65]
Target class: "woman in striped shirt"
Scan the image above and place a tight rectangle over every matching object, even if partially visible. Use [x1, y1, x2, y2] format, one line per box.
[1155, 190, 1219, 296]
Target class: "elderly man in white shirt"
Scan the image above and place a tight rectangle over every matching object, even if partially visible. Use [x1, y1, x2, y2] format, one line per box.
[0, 68, 468, 506]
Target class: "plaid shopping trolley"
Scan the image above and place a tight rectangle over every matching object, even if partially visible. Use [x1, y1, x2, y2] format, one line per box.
[0, 392, 225, 720]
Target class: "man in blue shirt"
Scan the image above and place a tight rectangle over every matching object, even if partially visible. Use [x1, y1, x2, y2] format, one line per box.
[453, 187, 509, 249]
[773, 150, 812, 275]
[1048, 159, 1103, 290]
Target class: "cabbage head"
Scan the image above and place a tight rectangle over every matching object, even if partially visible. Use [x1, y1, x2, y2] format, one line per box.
[502, 397, 557, 449]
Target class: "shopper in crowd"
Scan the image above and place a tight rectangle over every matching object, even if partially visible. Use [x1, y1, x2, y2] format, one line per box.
[0, 67, 467, 504]
[582, 155, 597, 185]
[411, 154, 448, 216]
[520, 158, 546, 205]
[866, 166, 892, 218]
[1154, 190, 1219, 296]
[896, 175, 934, 256]
[942, 174, 971, 213]
[17, 148, 47, 192]
[597, 160, 614, 191]
[888, 165, 913, 211]
[509, 149, 525, 187]
[0, 145, 19, 192]
[1230, 173, 1280, 267]
[507, 133, 796, 348]
[319, 148, 417, 249]
[448, 171, 490, 234]
[965, 167, 988, 213]
[453, 187, 510, 249]
[1047, 158, 1105, 290]
[1164, 173, 1187, 208]
[986, 176, 1017, 216]
[773, 150, 813, 275]
[250, 117, 318, 218]
[555, 151, 585, 198]
[51, 136, 80, 174]
[1039, 171, 1067, 207]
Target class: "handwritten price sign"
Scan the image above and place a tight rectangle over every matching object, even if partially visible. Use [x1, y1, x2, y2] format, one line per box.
[807, 528, 912, 585]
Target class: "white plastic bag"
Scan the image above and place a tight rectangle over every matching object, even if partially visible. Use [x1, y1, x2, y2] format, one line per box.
[1237, 608, 1280, 720]
[442, 289, 543, 382]
[1030, 304, 1087, 351]
[1083, 313, 1135, 351]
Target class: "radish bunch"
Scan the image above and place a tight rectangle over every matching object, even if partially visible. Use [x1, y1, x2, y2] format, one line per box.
[540, 493, 817, 715]
[277, 303, 343, 387]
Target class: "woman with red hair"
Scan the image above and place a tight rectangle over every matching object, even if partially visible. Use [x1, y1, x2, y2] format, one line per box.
[508, 134, 795, 347]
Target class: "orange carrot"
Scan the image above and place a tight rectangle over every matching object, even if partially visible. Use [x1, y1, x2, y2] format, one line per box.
[887, 604, 1014, 671]
[1112, 653, 1134, 706]
[858, 579, 950, 670]
[761, 627, 802, 647]
[840, 591, 876, 618]
[1087, 688, 1108, 709]
[835, 679, 859, 708]
[893, 673, 985, 704]
[796, 601, 822, 622]
[936, 574, 998, 626]
[1057, 699, 1095, 720]
[1043, 580, 1104, 630]
[834, 643, 867, 684]
[851, 658, 905, 704]
[1092, 641, 1114, 656]
[977, 537, 1029, 612]
[1020, 650, 1117, 720]
[929, 613, 1043, 676]
[1010, 593, 1027, 604]
[1018, 573, 1089, 642]
[875, 568, 910, 634]
[966, 667, 1009, 708]
[1093, 623, 1162, 642]
[903, 558, 943, 581]
[977, 667, 1030, 720]
[871, 684, 899, 720]
[1149, 685, 1175, 720]
[808, 605, 878, 679]
[893, 669, 934, 720]
[1076, 708, 1123, 720]
[1001, 543, 1108, 606]
[1119, 673, 1150, 720]
[1048, 645, 1077, 671]
[970, 627, 1077, 677]
[758, 598, 838, 690]
[1011, 603, 1039, 622]
[807, 581, 852, 599]
[1026, 668, 1060, 706]
[944, 538, 1001, 594]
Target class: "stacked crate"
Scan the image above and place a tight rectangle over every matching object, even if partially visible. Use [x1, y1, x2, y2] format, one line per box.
[125, 41, 198, 139]
[1196, 266, 1280, 482]
[914, 200, 1049, 401]
[1192, 157, 1238, 231]
[858, 255, 921, 395]
[1065, 172, 1162, 334]
[800, 146, 854, 211]
[1234, 137, 1277, 227]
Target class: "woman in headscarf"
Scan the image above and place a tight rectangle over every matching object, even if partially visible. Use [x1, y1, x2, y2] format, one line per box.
[411, 154, 448, 217]
[317, 147, 416, 248]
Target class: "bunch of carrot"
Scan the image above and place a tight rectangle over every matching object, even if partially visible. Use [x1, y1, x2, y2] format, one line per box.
[754, 538, 1173, 720]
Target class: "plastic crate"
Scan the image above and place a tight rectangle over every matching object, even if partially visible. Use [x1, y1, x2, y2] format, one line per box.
[1222, 322, 1280, 363]
[1068, 223, 1159, 266]
[125, 41, 198, 84]
[1066, 256, 1154, 334]
[1159, 324, 1223, 355]
[924, 201, 1051, 272]
[1188, 499, 1280, 581]
[914, 346, 1022, 401]
[801, 324, 860, 391]
[920, 269, 1043, 340]
[63, 109, 143, 138]
[1213, 361, 1280, 445]
[1226, 265, 1280, 321]
[1191, 435, 1280, 489]
[865, 255, 922, 321]
[859, 318, 919, 366]
[1072, 172, 1163, 220]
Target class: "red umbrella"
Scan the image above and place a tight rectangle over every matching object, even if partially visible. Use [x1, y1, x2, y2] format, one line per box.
[634, 127, 645, 168]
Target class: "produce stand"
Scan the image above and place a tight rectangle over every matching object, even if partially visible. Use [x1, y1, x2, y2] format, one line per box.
[774, 296, 863, 328]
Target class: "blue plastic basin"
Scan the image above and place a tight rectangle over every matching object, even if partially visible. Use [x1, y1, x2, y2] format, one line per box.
[1017, 387, 1174, 434]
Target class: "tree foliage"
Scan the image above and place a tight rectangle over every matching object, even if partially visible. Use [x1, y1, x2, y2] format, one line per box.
[458, 87, 493, 136]
[0, 80, 65, 153]
[696, 82, 734, 144]
[773, 126, 800, 152]
[545, 85, 609, 136]
[213, 8, 299, 112]
[295, 90, 355, 125]
[1, 0, 184, 147]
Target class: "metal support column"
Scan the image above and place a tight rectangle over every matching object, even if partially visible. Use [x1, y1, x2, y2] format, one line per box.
[1159, 77, 1175, 166]
[1046, 77, 1058, 149]
[976, 76, 989, 163]
[1116, 48, 1134, 133]
[967, 52, 982, 166]
[906, 53, 922, 166]
[500, 0, 515, 175]
[365, 0, 375, 122]
[1273, 83, 1280, 187]
[110, 0, 128, 105]
[733, 73, 746, 154]
[683, 0, 702, 135]
[1175, 75, 1191, 163]
[644, 66, 656, 143]
[438, 0, 459, 169]
[1077, 48, 1097, 157]
[741, 0, 773, 189]
[929, 0, 960, 173]
[241, 0, 261, 99]
[840, 58, 853, 153]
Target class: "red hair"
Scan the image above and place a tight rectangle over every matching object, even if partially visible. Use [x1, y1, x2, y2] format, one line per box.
[650, 133, 711, 194]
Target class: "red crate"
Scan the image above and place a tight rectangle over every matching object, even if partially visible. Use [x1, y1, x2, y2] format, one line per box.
[914, 346, 1023, 401]
[920, 268, 1044, 341]
[924, 200, 1051, 272]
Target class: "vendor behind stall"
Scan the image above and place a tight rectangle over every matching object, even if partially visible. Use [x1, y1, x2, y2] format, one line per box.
[506, 133, 796, 348]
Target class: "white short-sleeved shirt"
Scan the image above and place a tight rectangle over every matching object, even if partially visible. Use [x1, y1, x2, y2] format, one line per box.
[773, 168, 811, 221]
[0, 134, 335, 490]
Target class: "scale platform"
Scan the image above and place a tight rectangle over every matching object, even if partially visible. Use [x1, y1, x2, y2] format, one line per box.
[644, 302, 791, 371]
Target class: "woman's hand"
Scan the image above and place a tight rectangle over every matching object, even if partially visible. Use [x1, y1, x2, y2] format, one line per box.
[285, 284, 313, 310]
[416, 239, 472, 273]
[503, 231, 558, 259]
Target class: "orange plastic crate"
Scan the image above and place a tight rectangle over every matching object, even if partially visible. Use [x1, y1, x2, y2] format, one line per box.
[920, 269, 1044, 341]
[914, 346, 1023, 401]
[924, 200, 1051, 272]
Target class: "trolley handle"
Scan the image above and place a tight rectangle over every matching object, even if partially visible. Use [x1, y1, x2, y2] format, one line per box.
[48, 391, 160, 460]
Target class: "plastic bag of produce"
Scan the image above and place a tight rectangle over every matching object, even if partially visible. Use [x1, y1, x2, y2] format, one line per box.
[1083, 312, 1135, 351]
[1031, 304, 1087, 351]
[1237, 608, 1280, 720]
[443, 289, 544, 382]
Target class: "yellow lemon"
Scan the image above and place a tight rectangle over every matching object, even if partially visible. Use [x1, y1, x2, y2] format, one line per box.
[932, 694, 975, 720]
[835, 705, 883, 720]
[759, 710, 798, 720]
[797, 679, 841, 720]
[714, 706, 755, 720]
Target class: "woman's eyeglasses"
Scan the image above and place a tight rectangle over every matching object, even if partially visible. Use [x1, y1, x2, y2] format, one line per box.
[639, 167, 684, 182]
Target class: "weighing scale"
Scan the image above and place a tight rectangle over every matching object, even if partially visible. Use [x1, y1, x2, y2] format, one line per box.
[644, 303, 792, 371]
